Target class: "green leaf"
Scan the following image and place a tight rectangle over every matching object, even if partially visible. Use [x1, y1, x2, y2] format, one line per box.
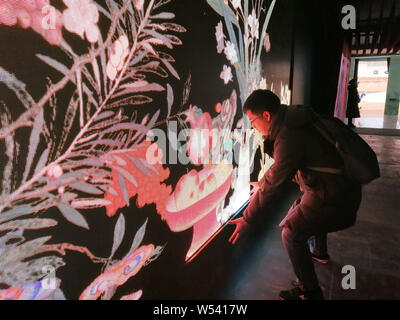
[118, 173, 129, 206]
[160, 23, 186, 33]
[166, 83, 173, 117]
[107, 186, 118, 197]
[2, 103, 15, 194]
[114, 166, 137, 188]
[105, 0, 120, 13]
[112, 155, 126, 166]
[257, 0, 276, 61]
[92, 58, 102, 92]
[97, 31, 108, 92]
[0, 67, 36, 110]
[160, 59, 180, 80]
[33, 146, 50, 176]
[106, 95, 153, 109]
[206, 0, 239, 26]
[94, 111, 115, 122]
[23, 109, 44, 182]
[76, 69, 84, 127]
[71, 182, 103, 195]
[89, 119, 122, 131]
[57, 95, 79, 157]
[244, 0, 249, 18]
[146, 109, 160, 130]
[71, 198, 112, 209]
[36, 54, 71, 78]
[143, 29, 173, 49]
[110, 213, 125, 258]
[0, 218, 58, 232]
[95, 2, 112, 20]
[57, 203, 89, 229]
[129, 51, 147, 67]
[181, 73, 191, 107]
[0, 236, 52, 265]
[151, 12, 175, 19]
[113, 83, 165, 99]
[101, 122, 148, 136]
[124, 154, 151, 177]
[145, 244, 166, 265]
[129, 218, 148, 254]
[0, 206, 33, 224]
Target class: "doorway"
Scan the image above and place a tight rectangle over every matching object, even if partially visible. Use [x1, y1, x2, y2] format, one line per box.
[356, 59, 390, 128]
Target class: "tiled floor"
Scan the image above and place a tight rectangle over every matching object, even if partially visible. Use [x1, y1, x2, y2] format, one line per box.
[355, 116, 400, 129]
[221, 134, 400, 300]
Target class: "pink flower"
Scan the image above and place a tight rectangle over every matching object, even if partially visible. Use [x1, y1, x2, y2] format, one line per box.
[0, 2, 17, 26]
[63, 0, 100, 43]
[0, 0, 63, 45]
[220, 65, 232, 85]
[215, 21, 225, 54]
[263, 33, 271, 52]
[134, 0, 144, 11]
[46, 164, 63, 179]
[106, 35, 130, 81]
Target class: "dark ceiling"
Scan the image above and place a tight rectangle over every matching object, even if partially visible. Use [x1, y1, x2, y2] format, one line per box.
[351, 0, 400, 56]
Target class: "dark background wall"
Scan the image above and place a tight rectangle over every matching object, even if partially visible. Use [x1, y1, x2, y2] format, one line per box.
[291, 0, 349, 114]
[0, 0, 348, 299]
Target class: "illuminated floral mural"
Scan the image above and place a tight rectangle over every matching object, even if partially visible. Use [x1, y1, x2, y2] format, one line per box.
[0, 0, 281, 299]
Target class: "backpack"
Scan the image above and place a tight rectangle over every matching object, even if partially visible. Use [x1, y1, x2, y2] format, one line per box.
[311, 115, 380, 184]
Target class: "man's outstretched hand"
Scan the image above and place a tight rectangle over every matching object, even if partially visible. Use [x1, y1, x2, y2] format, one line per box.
[250, 181, 260, 199]
[228, 217, 250, 245]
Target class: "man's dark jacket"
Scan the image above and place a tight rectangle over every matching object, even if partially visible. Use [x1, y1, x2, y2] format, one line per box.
[243, 105, 362, 232]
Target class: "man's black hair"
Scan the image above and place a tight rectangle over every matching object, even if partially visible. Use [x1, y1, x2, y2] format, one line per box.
[243, 89, 281, 115]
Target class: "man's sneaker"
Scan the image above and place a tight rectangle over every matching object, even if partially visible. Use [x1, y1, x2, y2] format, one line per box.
[311, 253, 330, 264]
[279, 282, 324, 300]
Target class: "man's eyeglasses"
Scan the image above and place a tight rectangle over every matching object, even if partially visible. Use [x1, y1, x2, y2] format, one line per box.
[249, 115, 262, 125]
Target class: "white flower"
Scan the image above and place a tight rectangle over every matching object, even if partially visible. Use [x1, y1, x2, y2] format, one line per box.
[215, 21, 225, 54]
[231, 0, 241, 9]
[248, 9, 259, 39]
[224, 41, 238, 65]
[63, 0, 100, 43]
[220, 65, 233, 85]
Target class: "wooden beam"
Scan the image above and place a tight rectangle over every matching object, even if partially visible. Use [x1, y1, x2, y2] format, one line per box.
[378, 0, 397, 54]
[353, 0, 362, 56]
[371, 0, 386, 55]
[363, 0, 374, 55]
[388, 18, 400, 53]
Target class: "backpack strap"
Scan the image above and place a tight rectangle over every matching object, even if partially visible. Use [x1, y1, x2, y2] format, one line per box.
[308, 115, 343, 175]
[306, 166, 343, 175]
[312, 118, 340, 148]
